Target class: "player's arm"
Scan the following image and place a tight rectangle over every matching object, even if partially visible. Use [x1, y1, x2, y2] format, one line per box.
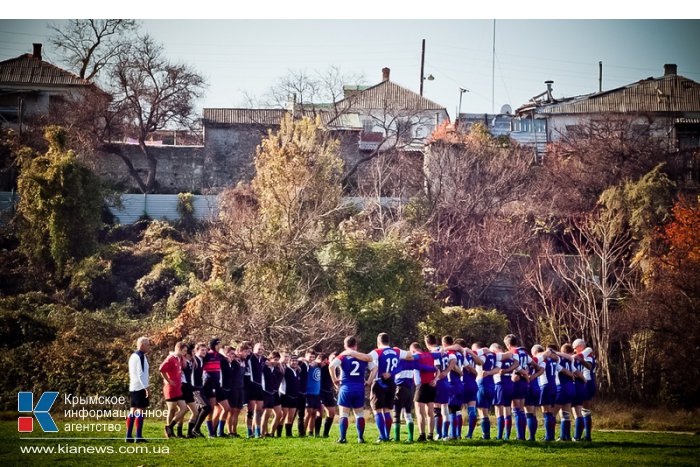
[329, 359, 341, 387]
[367, 365, 378, 386]
[558, 364, 574, 379]
[575, 353, 593, 370]
[342, 349, 373, 363]
[503, 361, 520, 374]
[466, 348, 485, 366]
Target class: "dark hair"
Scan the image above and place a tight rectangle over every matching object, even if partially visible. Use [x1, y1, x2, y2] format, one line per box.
[442, 335, 454, 346]
[561, 344, 574, 354]
[455, 338, 467, 347]
[317, 352, 328, 361]
[306, 348, 317, 356]
[209, 338, 221, 349]
[410, 342, 422, 352]
[547, 344, 558, 351]
[504, 334, 518, 347]
[195, 342, 208, 350]
[344, 336, 357, 348]
[239, 341, 252, 351]
[473, 341, 483, 349]
[270, 351, 281, 359]
[425, 335, 438, 346]
[378, 333, 390, 345]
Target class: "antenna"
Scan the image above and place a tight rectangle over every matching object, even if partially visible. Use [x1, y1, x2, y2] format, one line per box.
[492, 20, 496, 114]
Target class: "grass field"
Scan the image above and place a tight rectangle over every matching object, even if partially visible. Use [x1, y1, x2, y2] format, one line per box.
[1, 420, 699, 466]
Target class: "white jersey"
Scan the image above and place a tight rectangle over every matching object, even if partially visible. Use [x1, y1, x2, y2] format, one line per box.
[129, 351, 149, 391]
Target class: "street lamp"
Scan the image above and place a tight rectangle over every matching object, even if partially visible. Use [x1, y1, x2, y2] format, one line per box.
[458, 87, 469, 127]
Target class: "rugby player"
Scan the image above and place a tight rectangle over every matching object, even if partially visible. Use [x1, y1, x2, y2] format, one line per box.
[158, 341, 188, 438]
[126, 336, 150, 443]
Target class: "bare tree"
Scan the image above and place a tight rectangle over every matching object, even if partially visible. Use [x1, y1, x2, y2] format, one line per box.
[49, 19, 138, 81]
[109, 35, 206, 193]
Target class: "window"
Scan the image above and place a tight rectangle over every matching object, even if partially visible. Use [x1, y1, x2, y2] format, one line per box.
[511, 118, 546, 133]
[362, 119, 374, 134]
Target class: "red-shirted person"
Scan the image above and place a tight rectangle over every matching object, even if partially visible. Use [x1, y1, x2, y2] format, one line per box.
[410, 341, 438, 441]
[159, 341, 188, 438]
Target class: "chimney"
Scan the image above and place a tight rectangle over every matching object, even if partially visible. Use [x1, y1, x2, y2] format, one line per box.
[382, 67, 390, 82]
[32, 43, 42, 60]
[664, 64, 677, 76]
[545, 80, 554, 101]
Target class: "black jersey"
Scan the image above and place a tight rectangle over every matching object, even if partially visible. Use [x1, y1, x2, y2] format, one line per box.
[220, 358, 232, 390]
[247, 354, 266, 385]
[192, 355, 205, 389]
[298, 360, 309, 394]
[230, 358, 245, 389]
[262, 364, 283, 394]
[280, 366, 301, 397]
[320, 364, 334, 392]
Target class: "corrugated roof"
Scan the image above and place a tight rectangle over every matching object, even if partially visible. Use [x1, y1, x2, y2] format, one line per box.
[336, 80, 446, 111]
[203, 108, 288, 125]
[535, 74, 700, 115]
[0, 53, 91, 87]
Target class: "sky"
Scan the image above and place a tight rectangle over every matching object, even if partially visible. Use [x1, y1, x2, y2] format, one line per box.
[1, 17, 699, 118]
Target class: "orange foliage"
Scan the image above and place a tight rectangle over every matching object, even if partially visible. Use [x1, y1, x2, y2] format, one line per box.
[661, 196, 700, 265]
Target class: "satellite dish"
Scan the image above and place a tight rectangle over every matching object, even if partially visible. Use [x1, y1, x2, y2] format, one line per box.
[500, 104, 512, 115]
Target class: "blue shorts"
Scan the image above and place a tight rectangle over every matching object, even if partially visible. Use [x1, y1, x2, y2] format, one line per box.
[525, 383, 541, 407]
[584, 380, 596, 402]
[573, 382, 586, 406]
[463, 380, 478, 403]
[337, 387, 365, 409]
[493, 383, 513, 406]
[435, 384, 450, 405]
[555, 382, 575, 406]
[476, 384, 494, 409]
[512, 379, 529, 400]
[539, 384, 557, 407]
[448, 383, 464, 407]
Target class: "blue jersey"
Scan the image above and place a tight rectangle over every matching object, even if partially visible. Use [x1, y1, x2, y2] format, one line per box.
[499, 357, 515, 385]
[306, 365, 322, 395]
[394, 359, 416, 387]
[514, 347, 532, 373]
[447, 351, 464, 385]
[478, 352, 498, 388]
[462, 353, 477, 384]
[371, 347, 402, 380]
[433, 350, 453, 389]
[559, 358, 574, 385]
[333, 355, 367, 392]
[539, 358, 560, 387]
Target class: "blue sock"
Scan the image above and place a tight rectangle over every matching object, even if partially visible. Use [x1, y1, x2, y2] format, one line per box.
[563, 419, 571, 440]
[247, 426, 253, 437]
[435, 414, 442, 438]
[254, 426, 260, 438]
[456, 413, 463, 438]
[546, 413, 555, 440]
[584, 414, 592, 440]
[218, 420, 225, 436]
[467, 407, 477, 438]
[496, 415, 504, 439]
[339, 417, 348, 440]
[505, 415, 512, 439]
[448, 413, 456, 438]
[375, 413, 387, 440]
[574, 417, 583, 440]
[481, 417, 490, 439]
[135, 413, 144, 439]
[514, 409, 524, 440]
[126, 413, 135, 439]
[526, 413, 537, 441]
[206, 420, 215, 437]
[384, 413, 392, 437]
[443, 419, 450, 439]
[356, 417, 365, 440]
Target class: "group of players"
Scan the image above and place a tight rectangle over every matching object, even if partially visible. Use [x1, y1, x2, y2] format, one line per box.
[126, 332, 596, 444]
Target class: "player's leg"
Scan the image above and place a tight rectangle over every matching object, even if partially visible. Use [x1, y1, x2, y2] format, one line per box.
[337, 405, 350, 443]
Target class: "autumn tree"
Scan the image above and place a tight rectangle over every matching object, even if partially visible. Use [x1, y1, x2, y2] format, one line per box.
[49, 19, 138, 81]
[16, 126, 103, 277]
[108, 35, 206, 193]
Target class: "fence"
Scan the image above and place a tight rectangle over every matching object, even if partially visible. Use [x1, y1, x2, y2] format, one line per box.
[0, 192, 404, 225]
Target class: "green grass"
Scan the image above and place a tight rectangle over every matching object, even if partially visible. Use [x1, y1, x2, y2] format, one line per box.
[1, 420, 698, 466]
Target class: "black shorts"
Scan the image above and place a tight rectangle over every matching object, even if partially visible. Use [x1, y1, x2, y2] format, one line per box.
[228, 388, 244, 409]
[130, 389, 150, 408]
[370, 381, 396, 410]
[297, 393, 307, 411]
[263, 392, 277, 409]
[203, 377, 220, 399]
[182, 383, 195, 404]
[281, 394, 298, 409]
[306, 394, 321, 410]
[248, 383, 264, 402]
[165, 395, 184, 402]
[414, 383, 436, 404]
[216, 387, 230, 403]
[243, 378, 250, 405]
[320, 389, 337, 408]
[394, 384, 414, 413]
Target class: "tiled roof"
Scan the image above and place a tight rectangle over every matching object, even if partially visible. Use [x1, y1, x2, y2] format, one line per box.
[0, 53, 91, 87]
[532, 74, 700, 115]
[336, 80, 446, 111]
[203, 108, 288, 125]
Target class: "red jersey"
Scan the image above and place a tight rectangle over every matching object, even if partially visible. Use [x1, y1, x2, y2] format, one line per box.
[159, 353, 183, 399]
[415, 351, 437, 384]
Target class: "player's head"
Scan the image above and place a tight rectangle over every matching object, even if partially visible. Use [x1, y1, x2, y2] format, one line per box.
[226, 346, 236, 360]
[561, 343, 574, 355]
[269, 351, 281, 364]
[442, 335, 454, 346]
[504, 334, 519, 349]
[253, 342, 266, 355]
[455, 338, 467, 347]
[531, 344, 544, 356]
[289, 355, 299, 369]
[344, 336, 358, 350]
[305, 348, 317, 361]
[546, 344, 558, 352]
[209, 338, 221, 352]
[424, 334, 438, 347]
[174, 341, 187, 357]
[238, 342, 252, 357]
[410, 342, 422, 353]
[489, 343, 503, 353]
[316, 352, 328, 364]
[377, 332, 390, 347]
[572, 338, 586, 352]
[136, 336, 150, 352]
[195, 341, 208, 357]
[471, 342, 484, 351]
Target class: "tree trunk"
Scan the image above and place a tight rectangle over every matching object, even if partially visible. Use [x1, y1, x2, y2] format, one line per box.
[139, 138, 158, 193]
[103, 143, 148, 193]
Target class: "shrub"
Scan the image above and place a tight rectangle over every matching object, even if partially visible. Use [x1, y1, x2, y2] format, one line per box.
[418, 306, 510, 346]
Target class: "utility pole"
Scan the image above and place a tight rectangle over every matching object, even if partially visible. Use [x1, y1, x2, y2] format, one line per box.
[491, 20, 496, 114]
[598, 61, 603, 92]
[420, 39, 426, 96]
